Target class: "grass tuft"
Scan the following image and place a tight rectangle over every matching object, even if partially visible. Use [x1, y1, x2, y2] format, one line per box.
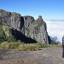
[0, 42, 49, 51]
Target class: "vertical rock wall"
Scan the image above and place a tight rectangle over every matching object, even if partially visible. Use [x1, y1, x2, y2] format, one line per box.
[0, 9, 49, 44]
[23, 16, 48, 44]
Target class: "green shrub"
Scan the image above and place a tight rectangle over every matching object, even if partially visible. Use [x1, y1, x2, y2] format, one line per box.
[0, 26, 6, 43]
[37, 43, 49, 48]
[0, 42, 21, 49]
[0, 42, 10, 48]
[8, 43, 20, 49]
[2, 25, 16, 42]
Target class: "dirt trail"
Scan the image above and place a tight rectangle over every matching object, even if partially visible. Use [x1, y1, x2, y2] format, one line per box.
[0, 47, 64, 64]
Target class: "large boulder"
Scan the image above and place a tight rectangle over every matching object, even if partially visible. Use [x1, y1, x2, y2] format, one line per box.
[0, 9, 48, 44]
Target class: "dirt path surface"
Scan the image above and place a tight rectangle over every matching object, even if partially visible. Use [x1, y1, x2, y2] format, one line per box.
[0, 47, 64, 64]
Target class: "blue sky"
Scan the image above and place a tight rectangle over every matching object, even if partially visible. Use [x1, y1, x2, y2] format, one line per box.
[0, 0, 64, 42]
[0, 0, 64, 19]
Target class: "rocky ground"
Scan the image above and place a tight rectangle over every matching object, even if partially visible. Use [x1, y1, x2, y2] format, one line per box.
[0, 47, 64, 64]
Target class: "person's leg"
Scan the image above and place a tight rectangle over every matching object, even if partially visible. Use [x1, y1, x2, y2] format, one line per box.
[62, 45, 64, 58]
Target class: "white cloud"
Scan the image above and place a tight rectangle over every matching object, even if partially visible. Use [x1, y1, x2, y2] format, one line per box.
[46, 21, 64, 43]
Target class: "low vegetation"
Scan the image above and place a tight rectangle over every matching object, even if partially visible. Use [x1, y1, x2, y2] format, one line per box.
[0, 41, 61, 51]
[0, 42, 50, 51]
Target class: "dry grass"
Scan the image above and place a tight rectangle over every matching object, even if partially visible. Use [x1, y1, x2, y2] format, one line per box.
[0, 41, 61, 51]
[0, 42, 49, 51]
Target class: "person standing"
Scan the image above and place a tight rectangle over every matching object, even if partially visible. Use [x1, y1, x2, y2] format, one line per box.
[62, 36, 64, 58]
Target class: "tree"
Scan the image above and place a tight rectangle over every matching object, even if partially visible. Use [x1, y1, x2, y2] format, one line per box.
[48, 36, 60, 44]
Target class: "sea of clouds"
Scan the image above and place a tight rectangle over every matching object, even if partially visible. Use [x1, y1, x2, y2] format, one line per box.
[46, 21, 64, 43]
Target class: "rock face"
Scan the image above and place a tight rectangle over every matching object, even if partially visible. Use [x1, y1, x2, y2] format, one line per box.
[0, 9, 24, 31]
[0, 9, 48, 44]
[23, 16, 48, 44]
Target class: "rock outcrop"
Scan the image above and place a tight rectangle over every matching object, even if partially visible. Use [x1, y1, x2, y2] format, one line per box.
[0, 9, 48, 44]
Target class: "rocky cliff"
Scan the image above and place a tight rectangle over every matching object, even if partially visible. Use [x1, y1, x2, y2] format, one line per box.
[0, 9, 48, 44]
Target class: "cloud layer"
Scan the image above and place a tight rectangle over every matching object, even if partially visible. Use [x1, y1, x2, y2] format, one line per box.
[46, 21, 64, 43]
